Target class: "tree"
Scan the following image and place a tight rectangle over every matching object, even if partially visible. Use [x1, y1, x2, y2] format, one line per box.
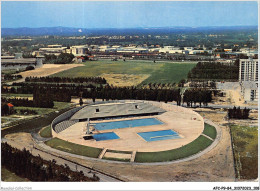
[25, 66, 35, 71]
[1, 103, 10, 116]
[79, 98, 83, 106]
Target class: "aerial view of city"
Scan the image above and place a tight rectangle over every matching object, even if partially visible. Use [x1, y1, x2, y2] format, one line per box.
[1, 1, 259, 190]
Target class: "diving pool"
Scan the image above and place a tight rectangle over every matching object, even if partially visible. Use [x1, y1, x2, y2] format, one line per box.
[138, 129, 180, 142]
[93, 132, 119, 141]
[94, 118, 163, 131]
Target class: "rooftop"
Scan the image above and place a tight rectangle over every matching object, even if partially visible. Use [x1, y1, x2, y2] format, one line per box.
[1, 58, 37, 64]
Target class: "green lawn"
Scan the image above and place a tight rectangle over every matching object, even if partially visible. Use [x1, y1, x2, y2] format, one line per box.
[14, 102, 71, 115]
[1, 93, 33, 98]
[1, 70, 19, 75]
[45, 138, 102, 158]
[142, 62, 196, 84]
[39, 125, 52, 138]
[230, 125, 258, 180]
[135, 135, 213, 163]
[51, 60, 196, 84]
[1, 167, 29, 182]
[106, 149, 132, 154]
[102, 157, 130, 162]
[203, 123, 217, 139]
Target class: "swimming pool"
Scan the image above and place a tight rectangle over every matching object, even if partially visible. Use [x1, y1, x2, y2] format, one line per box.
[94, 118, 163, 131]
[138, 129, 180, 142]
[93, 132, 119, 141]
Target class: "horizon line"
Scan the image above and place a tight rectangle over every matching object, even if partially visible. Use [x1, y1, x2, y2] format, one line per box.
[2, 25, 258, 29]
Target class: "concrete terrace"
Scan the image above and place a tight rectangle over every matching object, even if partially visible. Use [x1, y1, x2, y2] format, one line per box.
[70, 101, 166, 121]
[55, 101, 205, 152]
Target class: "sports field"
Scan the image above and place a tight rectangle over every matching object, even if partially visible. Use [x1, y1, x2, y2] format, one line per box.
[51, 60, 196, 86]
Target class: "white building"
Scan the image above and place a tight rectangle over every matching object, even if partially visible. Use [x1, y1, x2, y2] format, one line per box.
[70, 46, 88, 56]
[239, 59, 258, 82]
[39, 47, 67, 56]
[241, 81, 258, 102]
[47, 44, 62, 48]
[184, 47, 194, 51]
[159, 46, 183, 54]
[239, 59, 258, 102]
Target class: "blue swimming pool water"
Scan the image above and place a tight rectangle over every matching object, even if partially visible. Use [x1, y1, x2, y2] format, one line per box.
[138, 129, 180, 142]
[94, 118, 163, 131]
[92, 132, 119, 141]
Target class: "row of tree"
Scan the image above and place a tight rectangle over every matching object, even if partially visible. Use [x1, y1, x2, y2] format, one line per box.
[83, 87, 182, 105]
[2, 95, 56, 109]
[183, 89, 213, 107]
[25, 76, 107, 84]
[187, 61, 239, 81]
[44, 53, 74, 64]
[2, 84, 216, 107]
[1, 142, 99, 181]
[140, 83, 176, 89]
[2, 74, 22, 82]
[228, 106, 250, 119]
[34, 87, 71, 103]
[33, 89, 55, 108]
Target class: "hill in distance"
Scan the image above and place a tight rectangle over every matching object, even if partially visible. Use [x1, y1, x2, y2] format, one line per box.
[1, 26, 257, 36]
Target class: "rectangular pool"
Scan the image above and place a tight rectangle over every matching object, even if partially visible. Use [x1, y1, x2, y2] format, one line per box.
[138, 129, 180, 142]
[94, 118, 163, 131]
[92, 132, 119, 141]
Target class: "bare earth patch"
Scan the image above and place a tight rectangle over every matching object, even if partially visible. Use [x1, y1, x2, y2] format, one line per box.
[100, 74, 150, 87]
[16, 64, 83, 82]
[104, 152, 132, 160]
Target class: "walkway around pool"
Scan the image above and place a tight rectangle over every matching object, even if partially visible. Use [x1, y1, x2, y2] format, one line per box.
[33, 119, 221, 166]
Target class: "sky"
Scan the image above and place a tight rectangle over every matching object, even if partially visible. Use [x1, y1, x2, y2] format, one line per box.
[1, 1, 258, 28]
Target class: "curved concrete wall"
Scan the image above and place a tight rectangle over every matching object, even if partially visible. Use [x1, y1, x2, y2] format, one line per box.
[51, 106, 84, 137]
[51, 101, 120, 136]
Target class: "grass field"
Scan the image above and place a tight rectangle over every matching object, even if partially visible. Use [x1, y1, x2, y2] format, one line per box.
[14, 102, 71, 115]
[106, 149, 132, 154]
[203, 123, 217, 139]
[45, 138, 102, 158]
[1, 167, 29, 182]
[135, 135, 213, 162]
[230, 125, 258, 180]
[1, 70, 20, 75]
[39, 125, 52, 138]
[102, 157, 130, 162]
[51, 60, 196, 85]
[2, 94, 33, 98]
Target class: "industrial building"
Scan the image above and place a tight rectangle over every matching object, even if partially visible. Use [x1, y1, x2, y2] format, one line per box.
[1, 55, 44, 70]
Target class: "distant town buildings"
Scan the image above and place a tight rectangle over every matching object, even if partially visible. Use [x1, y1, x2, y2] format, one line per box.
[38, 46, 67, 56]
